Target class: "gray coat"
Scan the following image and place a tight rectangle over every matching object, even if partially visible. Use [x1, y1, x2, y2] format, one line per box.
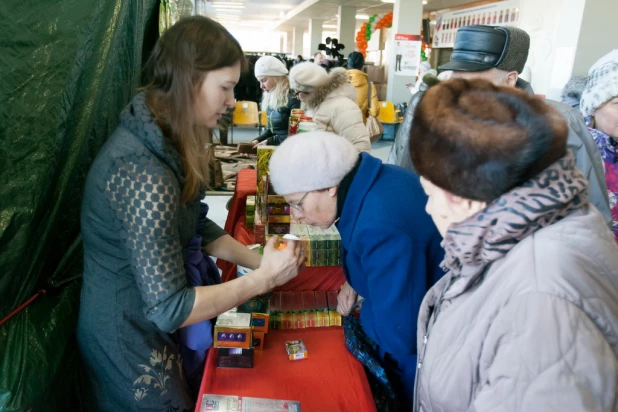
[388, 79, 612, 226]
[413, 206, 618, 412]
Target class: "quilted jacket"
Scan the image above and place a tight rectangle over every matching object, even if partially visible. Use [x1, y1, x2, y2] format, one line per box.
[413, 206, 618, 412]
[304, 67, 371, 152]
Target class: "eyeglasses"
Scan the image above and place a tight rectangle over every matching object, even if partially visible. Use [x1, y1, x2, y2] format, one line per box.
[294, 90, 310, 98]
[289, 192, 309, 211]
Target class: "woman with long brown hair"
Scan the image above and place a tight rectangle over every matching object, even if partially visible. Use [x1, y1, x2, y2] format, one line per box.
[78, 17, 304, 411]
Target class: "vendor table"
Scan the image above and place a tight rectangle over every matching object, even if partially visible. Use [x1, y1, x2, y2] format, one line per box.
[196, 328, 377, 412]
[198, 168, 376, 411]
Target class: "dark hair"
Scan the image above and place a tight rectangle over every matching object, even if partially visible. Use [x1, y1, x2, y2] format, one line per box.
[142, 16, 247, 203]
[347, 52, 364, 70]
[410, 78, 568, 202]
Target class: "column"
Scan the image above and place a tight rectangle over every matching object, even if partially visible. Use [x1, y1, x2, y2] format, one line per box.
[308, 18, 323, 59]
[572, 0, 618, 76]
[519, 0, 618, 100]
[292, 25, 304, 58]
[337, 6, 356, 58]
[386, 0, 423, 104]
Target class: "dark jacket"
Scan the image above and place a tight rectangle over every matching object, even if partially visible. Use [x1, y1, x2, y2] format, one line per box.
[255, 93, 300, 145]
[78, 93, 227, 411]
[388, 77, 612, 226]
[336, 153, 444, 409]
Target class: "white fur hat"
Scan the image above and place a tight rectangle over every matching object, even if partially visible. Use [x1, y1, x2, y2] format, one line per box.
[289, 62, 329, 93]
[254, 56, 288, 78]
[269, 131, 359, 195]
[580, 49, 618, 119]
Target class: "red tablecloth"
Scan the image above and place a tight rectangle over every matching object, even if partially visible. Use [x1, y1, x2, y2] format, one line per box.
[217, 168, 346, 292]
[199, 169, 374, 411]
[196, 328, 377, 412]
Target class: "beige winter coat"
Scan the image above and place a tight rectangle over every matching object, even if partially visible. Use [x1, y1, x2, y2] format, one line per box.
[414, 206, 618, 411]
[304, 68, 371, 152]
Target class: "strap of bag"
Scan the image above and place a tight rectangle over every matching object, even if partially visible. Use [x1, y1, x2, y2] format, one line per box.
[367, 81, 372, 118]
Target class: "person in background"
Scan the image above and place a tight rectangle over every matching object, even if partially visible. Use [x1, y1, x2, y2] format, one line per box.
[561, 75, 587, 109]
[78, 17, 304, 411]
[313, 51, 324, 66]
[250, 56, 300, 147]
[347, 51, 379, 124]
[411, 78, 618, 412]
[289, 62, 370, 152]
[389, 25, 611, 227]
[294, 54, 304, 65]
[580, 49, 618, 242]
[269, 131, 445, 410]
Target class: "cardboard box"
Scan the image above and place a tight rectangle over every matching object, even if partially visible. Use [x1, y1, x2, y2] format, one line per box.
[292, 292, 305, 329]
[285, 340, 308, 361]
[280, 292, 294, 330]
[268, 205, 290, 215]
[267, 223, 290, 235]
[267, 195, 287, 204]
[251, 312, 270, 333]
[217, 348, 254, 368]
[237, 293, 270, 314]
[252, 331, 265, 351]
[364, 64, 386, 84]
[214, 311, 252, 348]
[314, 291, 330, 327]
[200, 395, 300, 412]
[327, 291, 342, 327]
[256, 146, 276, 186]
[267, 214, 291, 224]
[269, 292, 281, 330]
[303, 291, 317, 327]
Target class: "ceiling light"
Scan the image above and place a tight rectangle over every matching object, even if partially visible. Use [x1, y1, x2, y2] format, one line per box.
[422, 0, 428, 4]
[216, 9, 243, 14]
[279, 11, 285, 18]
[261, 4, 295, 10]
[355, 14, 369, 20]
[213, 4, 244, 9]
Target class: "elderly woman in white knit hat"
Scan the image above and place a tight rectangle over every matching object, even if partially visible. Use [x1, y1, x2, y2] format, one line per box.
[288, 62, 371, 152]
[269, 131, 444, 409]
[251, 56, 300, 147]
[581, 49, 618, 242]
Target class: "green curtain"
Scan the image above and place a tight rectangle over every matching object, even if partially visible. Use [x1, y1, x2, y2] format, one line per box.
[0, 1, 159, 410]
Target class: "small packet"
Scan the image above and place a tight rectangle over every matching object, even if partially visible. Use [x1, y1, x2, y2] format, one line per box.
[285, 339, 308, 361]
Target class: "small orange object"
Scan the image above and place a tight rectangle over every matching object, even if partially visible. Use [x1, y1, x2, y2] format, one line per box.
[277, 242, 287, 250]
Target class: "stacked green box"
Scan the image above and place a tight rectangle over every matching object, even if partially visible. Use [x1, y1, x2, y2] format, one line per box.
[290, 224, 341, 267]
[245, 196, 255, 228]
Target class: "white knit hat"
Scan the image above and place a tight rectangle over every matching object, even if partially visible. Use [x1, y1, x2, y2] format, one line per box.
[269, 131, 359, 195]
[254, 56, 288, 78]
[289, 62, 329, 93]
[580, 49, 618, 119]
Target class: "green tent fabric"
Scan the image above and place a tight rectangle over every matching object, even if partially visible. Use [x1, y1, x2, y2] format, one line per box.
[0, 1, 160, 410]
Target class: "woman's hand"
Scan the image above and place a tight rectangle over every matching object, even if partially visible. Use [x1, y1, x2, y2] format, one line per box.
[250, 237, 304, 291]
[252, 140, 268, 149]
[337, 281, 358, 316]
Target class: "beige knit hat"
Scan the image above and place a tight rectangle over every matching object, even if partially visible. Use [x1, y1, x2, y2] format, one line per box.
[269, 131, 359, 195]
[289, 62, 329, 93]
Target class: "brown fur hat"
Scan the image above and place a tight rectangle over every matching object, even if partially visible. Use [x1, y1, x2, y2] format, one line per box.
[410, 78, 568, 202]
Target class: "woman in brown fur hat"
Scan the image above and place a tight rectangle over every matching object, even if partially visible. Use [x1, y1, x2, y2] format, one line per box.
[410, 78, 618, 411]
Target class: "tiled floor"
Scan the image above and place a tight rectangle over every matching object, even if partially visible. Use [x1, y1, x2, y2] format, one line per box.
[204, 128, 394, 228]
